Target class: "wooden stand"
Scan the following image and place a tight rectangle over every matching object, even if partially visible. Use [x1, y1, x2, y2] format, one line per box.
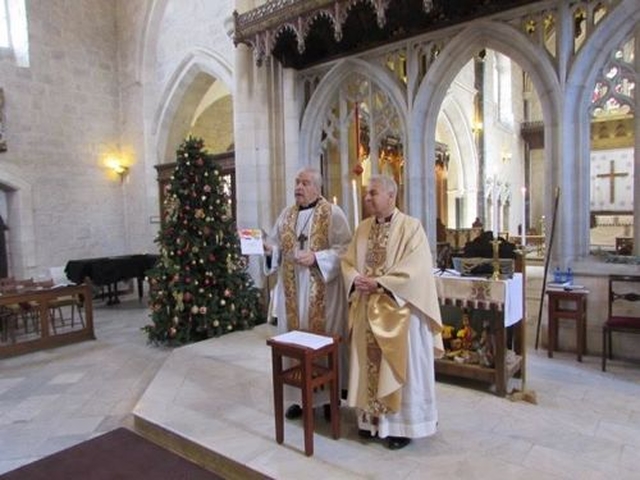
[434, 254, 526, 397]
[546, 289, 588, 362]
[266, 332, 340, 456]
[435, 306, 524, 397]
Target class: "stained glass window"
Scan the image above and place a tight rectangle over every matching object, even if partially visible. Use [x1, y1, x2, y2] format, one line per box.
[591, 37, 635, 118]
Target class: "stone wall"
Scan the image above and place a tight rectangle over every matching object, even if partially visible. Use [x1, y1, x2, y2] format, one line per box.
[0, 0, 123, 278]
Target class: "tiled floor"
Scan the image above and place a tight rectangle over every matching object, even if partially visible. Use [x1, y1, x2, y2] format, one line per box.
[2, 292, 640, 479]
[0, 295, 171, 475]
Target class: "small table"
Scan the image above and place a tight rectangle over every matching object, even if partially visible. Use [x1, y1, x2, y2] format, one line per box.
[266, 331, 340, 456]
[546, 289, 589, 361]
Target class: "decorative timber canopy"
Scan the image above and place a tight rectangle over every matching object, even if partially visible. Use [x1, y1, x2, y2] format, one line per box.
[234, 0, 542, 69]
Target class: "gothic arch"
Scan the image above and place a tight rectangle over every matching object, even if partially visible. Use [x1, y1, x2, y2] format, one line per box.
[438, 94, 479, 225]
[136, 0, 170, 85]
[0, 166, 36, 279]
[152, 48, 234, 163]
[411, 19, 562, 239]
[565, 0, 640, 258]
[299, 57, 409, 170]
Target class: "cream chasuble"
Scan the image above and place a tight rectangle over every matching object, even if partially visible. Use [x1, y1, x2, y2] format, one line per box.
[341, 210, 443, 439]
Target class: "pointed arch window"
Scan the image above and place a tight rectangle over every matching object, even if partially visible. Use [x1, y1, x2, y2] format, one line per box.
[591, 37, 634, 118]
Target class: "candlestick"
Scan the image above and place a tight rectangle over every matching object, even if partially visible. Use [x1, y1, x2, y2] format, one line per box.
[351, 179, 359, 228]
[491, 239, 501, 281]
[521, 186, 526, 248]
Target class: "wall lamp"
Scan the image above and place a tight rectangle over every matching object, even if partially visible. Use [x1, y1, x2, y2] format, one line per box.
[106, 157, 129, 183]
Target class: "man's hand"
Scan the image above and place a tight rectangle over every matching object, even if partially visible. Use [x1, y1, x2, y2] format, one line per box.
[295, 251, 316, 267]
[353, 274, 379, 294]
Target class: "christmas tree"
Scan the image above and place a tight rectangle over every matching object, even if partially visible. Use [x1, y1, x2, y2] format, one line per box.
[144, 136, 264, 345]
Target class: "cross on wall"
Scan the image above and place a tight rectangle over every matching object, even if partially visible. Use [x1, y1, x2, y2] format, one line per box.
[596, 160, 628, 204]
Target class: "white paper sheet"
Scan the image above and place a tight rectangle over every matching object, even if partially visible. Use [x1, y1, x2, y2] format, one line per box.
[270, 330, 334, 350]
[238, 228, 264, 255]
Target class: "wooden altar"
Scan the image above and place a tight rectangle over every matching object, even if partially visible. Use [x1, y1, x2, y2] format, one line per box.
[433, 272, 525, 396]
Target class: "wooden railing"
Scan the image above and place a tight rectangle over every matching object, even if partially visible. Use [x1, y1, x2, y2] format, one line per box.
[0, 283, 94, 359]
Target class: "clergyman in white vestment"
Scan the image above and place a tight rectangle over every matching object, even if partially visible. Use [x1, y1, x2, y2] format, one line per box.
[264, 167, 352, 419]
[341, 174, 443, 450]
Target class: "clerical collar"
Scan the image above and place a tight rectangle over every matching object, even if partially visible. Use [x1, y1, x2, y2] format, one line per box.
[298, 198, 320, 211]
[376, 211, 395, 224]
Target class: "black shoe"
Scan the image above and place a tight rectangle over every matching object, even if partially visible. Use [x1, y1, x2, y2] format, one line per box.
[285, 404, 302, 419]
[387, 436, 411, 450]
[358, 429, 373, 439]
[323, 404, 331, 422]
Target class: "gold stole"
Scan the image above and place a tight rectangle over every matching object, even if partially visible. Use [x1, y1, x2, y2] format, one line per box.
[281, 198, 331, 332]
[354, 220, 411, 414]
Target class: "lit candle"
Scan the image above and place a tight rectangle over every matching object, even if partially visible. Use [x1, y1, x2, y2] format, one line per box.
[352, 179, 359, 228]
[332, 195, 337, 205]
[521, 186, 527, 248]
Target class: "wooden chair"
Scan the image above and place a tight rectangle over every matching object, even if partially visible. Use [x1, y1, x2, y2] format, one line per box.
[602, 274, 640, 371]
[47, 267, 84, 333]
[0, 279, 39, 335]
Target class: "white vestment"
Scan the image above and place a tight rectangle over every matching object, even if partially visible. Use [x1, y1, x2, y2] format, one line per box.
[265, 201, 352, 405]
[341, 210, 443, 439]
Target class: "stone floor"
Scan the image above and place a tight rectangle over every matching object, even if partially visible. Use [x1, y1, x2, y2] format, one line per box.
[1, 289, 640, 479]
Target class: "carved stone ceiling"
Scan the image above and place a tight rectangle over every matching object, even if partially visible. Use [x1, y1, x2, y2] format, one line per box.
[234, 0, 542, 68]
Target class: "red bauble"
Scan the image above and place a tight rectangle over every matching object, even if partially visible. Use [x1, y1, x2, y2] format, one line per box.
[352, 163, 364, 176]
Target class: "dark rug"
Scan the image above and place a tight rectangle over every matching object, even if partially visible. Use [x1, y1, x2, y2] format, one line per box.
[0, 428, 224, 480]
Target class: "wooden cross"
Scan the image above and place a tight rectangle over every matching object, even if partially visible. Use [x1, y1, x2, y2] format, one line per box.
[596, 160, 628, 203]
[297, 233, 308, 250]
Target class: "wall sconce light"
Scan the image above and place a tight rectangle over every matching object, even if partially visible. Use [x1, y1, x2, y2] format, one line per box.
[106, 157, 129, 183]
[472, 121, 483, 134]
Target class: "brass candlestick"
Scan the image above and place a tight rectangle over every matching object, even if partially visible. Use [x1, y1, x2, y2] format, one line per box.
[491, 239, 501, 281]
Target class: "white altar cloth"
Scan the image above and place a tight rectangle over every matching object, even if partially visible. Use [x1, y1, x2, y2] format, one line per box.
[433, 272, 523, 327]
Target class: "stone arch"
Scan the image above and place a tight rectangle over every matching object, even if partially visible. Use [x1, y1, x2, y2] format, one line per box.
[412, 19, 562, 241]
[152, 48, 234, 163]
[438, 94, 479, 227]
[300, 58, 408, 168]
[136, 0, 170, 85]
[565, 0, 640, 258]
[0, 166, 36, 279]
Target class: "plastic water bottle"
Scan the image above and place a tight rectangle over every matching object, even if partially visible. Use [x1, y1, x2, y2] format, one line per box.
[566, 268, 573, 285]
[553, 267, 561, 283]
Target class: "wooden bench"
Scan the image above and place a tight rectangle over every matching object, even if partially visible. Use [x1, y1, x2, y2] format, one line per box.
[0, 283, 94, 359]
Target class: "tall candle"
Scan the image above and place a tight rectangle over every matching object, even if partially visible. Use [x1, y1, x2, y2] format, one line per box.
[352, 179, 359, 228]
[493, 182, 498, 239]
[521, 186, 527, 248]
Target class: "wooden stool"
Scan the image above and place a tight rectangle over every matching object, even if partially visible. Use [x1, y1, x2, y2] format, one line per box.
[266, 331, 340, 456]
[546, 289, 588, 361]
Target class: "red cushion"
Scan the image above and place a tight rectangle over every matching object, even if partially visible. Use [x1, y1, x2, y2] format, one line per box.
[605, 316, 640, 329]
